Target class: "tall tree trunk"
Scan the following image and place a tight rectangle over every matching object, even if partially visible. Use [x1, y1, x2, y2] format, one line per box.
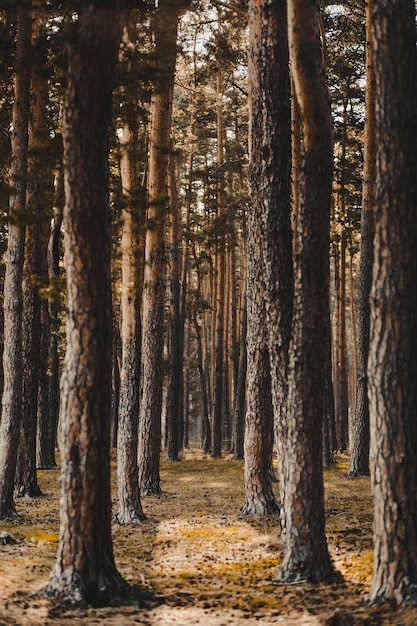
[348, 0, 375, 477]
[232, 292, 247, 461]
[165, 149, 182, 461]
[46, 3, 129, 604]
[250, 0, 294, 528]
[277, 0, 340, 583]
[114, 19, 145, 523]
[16, 4, 48, 498]
[0, 6, 31, 520]
[243, 0, 285, 516]
[367, 0, 417, 606]
[212, 62, 226, 459]
[138, 1, 180, 494]
[37, 181, 63, 469]
[115, 113, 145, 523]
[337, 226, 349, 451]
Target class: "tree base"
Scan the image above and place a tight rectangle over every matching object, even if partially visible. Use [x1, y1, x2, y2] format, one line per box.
[140, 482, 162, 497]
[367, 581, 417, 607]
[15, 482, 43, 498]
[240, 496, 281, 516]
[114, 508, 146, 524]
[43, 569, 157, 609]
[276, 553, 343, 584]
[0, 501, 18, 520]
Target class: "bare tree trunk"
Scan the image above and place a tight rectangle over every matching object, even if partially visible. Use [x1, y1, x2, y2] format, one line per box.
[337, 226, 349, 451]
[367, 0, 417, 606]
[0, 6, 31, 519]
[165, 149, 182, 461]
[37, 182, 63, 469]
[138, 1, 180, 493]
[232, 293, 247, 461]
[212, 61, 226, 459]
[115, 112, 145, 523]
[243, 0, 285, 516]
[16, 5, 48, 498]
[46, 3, 130, 604]
[348, 0, 375, 477]
[277, 0, 340, 583]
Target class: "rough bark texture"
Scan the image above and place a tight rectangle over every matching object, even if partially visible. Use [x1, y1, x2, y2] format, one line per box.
[211, 66, 226, 459]
[336, 228, 348, 452]
[165, 150, 182, 461]
[348, 0, 375, 477]
[46, 3, 129, 605]
[192, 311, 210, 453]
[248, 0, 293, 525]
[276, 0, 339, 583]
[243, 0, 285, 516]
[0, 6, 31, 520]
[37, 188, 63, 469]
[367, 0, 417, 606]
[231, 296, 246, 461]
[115, 121, 144, 524]
[16, 6, 48, 498]
[138, 0, 179, 494]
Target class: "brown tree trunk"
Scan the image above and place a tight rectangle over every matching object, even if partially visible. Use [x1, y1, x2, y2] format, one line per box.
[138, 1, 180, 494]
[212, 62, 226, 459]
[277, 0, 340, 583]
[115, 115, 145, 523]
[0, 6, 31, 520]
[37, 180, 63, 469]
[165, 149, 182, 461]
[337, 226, 349, 451]
[192, 309, 211, 453]
[16, 5, 48, 498]
[242, 0, 285, 516]
[348, 0, 375, 478]
[114, 19, 145, 523]
[45, 3, 129, 604]
[232, 292, 247, 461]
[250, 0, 294, 526]
[367, 0, 417, 606]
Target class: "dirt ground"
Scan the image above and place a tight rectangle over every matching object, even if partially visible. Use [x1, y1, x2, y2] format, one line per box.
[1, 450, 417, 626]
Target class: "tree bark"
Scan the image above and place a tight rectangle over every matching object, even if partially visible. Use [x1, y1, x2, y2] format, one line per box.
[367, 0, 417, 606]
[249, 0, 293, 526]
[16, 4, 48, 498]
[165, 149, 182, 461]
[0, 6, 31, 520]
[138, 0, 180, 494]
[37, 181, 63, 469]
[212, 63, 226, 459]
[232, 293, 246, 461]
[276, 0, 340, 583]
[115, 116, 145, 523]
[45, 3, 130, 604]
[348, 0, 375, 477]
[243, 0, 287, 516]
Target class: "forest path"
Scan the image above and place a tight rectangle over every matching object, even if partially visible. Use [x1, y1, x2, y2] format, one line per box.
[1, 449, 416, 625]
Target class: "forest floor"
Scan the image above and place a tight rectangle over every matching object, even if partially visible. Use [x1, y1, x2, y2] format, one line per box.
[1, 449, 417, 626]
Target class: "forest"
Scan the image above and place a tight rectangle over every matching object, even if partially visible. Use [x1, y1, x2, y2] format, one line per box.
[0, 0, 417, 624]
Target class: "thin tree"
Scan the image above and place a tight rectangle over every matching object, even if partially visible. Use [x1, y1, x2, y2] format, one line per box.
[367, 0, 417, 606]
[242, 0, 285, 516]
[253, 0, 293, 526]
[45, 2, 131, 604]
[165, 149, 182, 461]
[16, 3, 49, 497]
[114, 19, 145, 524]
[348, 0, 375, 477]
[276, 0, 340, 582]
[0, 4, 32, 519]
[138, 0, 181, 494]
